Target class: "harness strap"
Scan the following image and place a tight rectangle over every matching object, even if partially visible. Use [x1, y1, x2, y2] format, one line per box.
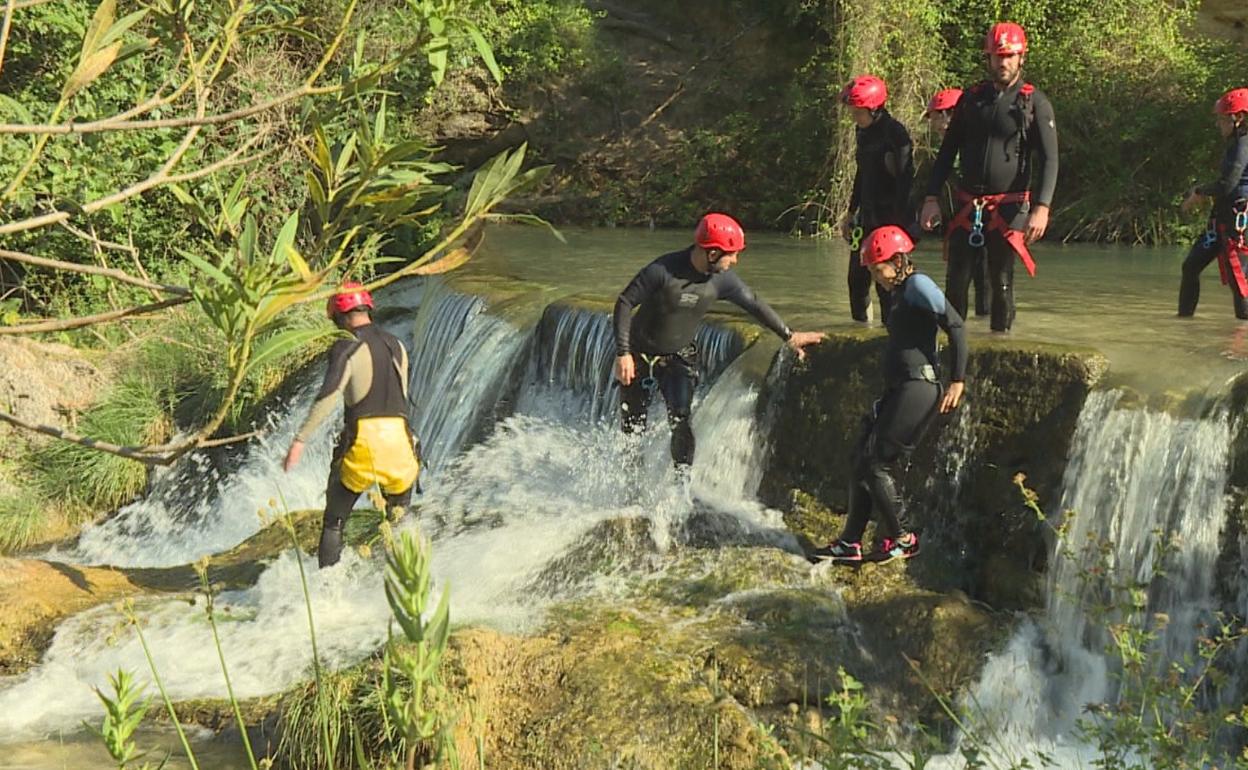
[946, 190, 1036, 277]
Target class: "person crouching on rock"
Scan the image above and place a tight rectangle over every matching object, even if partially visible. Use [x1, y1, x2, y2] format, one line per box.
[815, 227, 967, 564]
[283, 282, 420, 568]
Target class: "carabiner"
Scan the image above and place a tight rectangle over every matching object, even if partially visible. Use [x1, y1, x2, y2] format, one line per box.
[967, 199, 986, 248]
[849, 225, 864, 252]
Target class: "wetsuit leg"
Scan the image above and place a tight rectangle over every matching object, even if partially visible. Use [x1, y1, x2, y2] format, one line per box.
[619, 353, 652, 435]
[1177, 237, 1218, 316]
[972, 247, 990, 317]
[944, 237, 975, 322]
[659, 348, 698, 467]
[853, 380, 941, 540]
[839, 413, 876, 544]
[986, 235, 1017, 332]
[1233, 278, 1248, 320]
[320, 468, 361, 568]
[383, 485, 414, 519]
[848, 252, 873, 322]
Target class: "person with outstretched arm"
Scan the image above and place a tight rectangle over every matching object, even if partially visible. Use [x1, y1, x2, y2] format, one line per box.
[613, 212, 824, 472]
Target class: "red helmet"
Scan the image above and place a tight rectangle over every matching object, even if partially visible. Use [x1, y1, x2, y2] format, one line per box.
[924, 88, 963, 116]
[327, 281, 374, 318]
[984, 22, 1027, 56]
[1215, 88, 1248, 116]
[840, 75, 888, 111]
[695, 213, 745, 252]
[860, 226, 914, 266]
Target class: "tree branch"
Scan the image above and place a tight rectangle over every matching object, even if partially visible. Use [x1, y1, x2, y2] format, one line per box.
[0, 130, 269, 237]
[57, 220, 139, 255]
[0, 0, 16, 77]
[0, 249, 186, 295]
[0, 296, 190, 334]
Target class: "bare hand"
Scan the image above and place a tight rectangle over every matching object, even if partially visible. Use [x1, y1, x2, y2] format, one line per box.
[614, 354, 635, 385]
[1180, 189, 1205, 215]
[786, 331, 826, 361]
[283, 439, 305, 472]
[1025, 205, 1050, 244]
[839, 214, 854, 241]
[920, 198, 942, 231]
[939, 381, 965, 414]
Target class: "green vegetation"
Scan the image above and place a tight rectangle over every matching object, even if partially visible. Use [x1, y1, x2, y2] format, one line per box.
[473, 0, 1248, 243]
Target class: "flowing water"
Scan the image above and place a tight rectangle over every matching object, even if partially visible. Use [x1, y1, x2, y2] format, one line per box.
[5, 225, 1245, 767]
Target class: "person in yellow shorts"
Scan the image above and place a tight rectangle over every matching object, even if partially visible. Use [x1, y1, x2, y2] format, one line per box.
[283, 282, 420, 567]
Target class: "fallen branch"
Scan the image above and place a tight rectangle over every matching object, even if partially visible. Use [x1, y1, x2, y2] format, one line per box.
[0, 248, 188, 295]
[0, 296, 190, 334]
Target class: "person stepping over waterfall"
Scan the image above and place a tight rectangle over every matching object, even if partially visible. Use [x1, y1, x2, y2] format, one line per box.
[814, 227, 967, 564]
[919, 21, 1059, 333]
[925, 87, 990, 319]
[1178, 87, 1248, 320]
[839, 74, 916, 324]
[613, 212, 825, 473]
[283, 282, 420, 568]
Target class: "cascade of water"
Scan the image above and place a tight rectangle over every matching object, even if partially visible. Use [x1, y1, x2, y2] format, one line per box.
[943, 389, 1231, 762]
[407, 284, 529, 471]
[5, 289, 785, 741]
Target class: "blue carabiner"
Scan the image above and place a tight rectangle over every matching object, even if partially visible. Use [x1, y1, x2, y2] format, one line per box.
[967, 199, 986, 248]
[1202, 228, 1218, 249]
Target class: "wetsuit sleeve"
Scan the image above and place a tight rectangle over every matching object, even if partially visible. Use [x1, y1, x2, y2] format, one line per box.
[719, 274, 792, 341]
[939, 304, 968, 383]
[294, 338, 360, 441]
[890, 121, 916, 223]
[613, 262, 665, 355]
[925, 99, 965, 197]
[1031, 92, 1059, 208]
[908, 276, 967, 382]
[849, 167, 861, 213]
[1196, 134, 1248, 202]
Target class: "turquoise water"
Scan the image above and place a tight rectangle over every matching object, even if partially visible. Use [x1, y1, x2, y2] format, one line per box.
[470, 225, 1245, 395]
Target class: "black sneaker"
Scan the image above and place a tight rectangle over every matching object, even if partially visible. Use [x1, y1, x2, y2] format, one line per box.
[872, 532, 919, 563]
[812, 538, 864, 563]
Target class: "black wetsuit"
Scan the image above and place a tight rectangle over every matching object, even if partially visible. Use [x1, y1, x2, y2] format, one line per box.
[299, 323, 415, 567]
[927, 78, 1059, 331]
[613, 247, 791, 466]
[848, 109, 915, 323]
[841, 271, 967, 544]
[1178, 129, 1248, 318]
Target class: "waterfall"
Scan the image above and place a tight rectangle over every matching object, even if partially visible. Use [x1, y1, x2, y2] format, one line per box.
[4, 282, 783, 740]
[935, 389, 1232, 764]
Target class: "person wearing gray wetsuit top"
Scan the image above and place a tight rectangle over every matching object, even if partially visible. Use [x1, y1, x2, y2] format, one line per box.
[612, 213, 824, 469]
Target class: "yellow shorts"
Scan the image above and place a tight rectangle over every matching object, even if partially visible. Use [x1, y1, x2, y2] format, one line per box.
[338, 416, 420, 495]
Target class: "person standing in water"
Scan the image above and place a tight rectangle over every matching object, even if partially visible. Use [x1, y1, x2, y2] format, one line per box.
[925, 87, 989, 318]
[1178, 87, 1248, 319]
[920, 22, 1059, 333]
[283, 282, 420, 567]
[840, 74, 916, 324]
[613, 213, 824, 472]
[814, 226, 967, 563]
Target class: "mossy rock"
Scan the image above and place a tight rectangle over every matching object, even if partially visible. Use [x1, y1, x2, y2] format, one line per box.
[762, 334, 1105, 610]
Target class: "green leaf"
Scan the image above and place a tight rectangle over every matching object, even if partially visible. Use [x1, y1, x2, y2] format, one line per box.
[176, 248, 231, 286]
[244, 327, 337, 378]
[427, 36, 449, 86]
[464, 22, 502, 84]
[374, 94, 387, 141]
[98, 8, 149, 48]
[0, 94, 32, 123]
